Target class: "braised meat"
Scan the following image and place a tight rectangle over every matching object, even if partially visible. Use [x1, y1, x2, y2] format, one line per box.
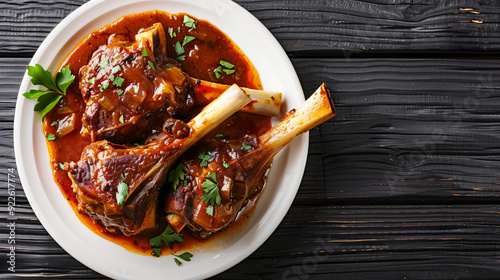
[67, 85, 251, 236]
[165, 84, 336, 237]
[79, 23, 194, 143]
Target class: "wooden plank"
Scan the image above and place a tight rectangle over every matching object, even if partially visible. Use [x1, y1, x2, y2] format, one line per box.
[3, 203, 500, 279]
[2, 0, 500, 56]
[294, 58, 500, 201]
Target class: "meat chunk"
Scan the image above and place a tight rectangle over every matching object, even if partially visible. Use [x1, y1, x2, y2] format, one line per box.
[79, 23, 194, 143]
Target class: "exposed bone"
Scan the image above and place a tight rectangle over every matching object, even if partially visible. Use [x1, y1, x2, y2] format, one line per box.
[165, 83, 336, 234]
[191, 77, 282, 117]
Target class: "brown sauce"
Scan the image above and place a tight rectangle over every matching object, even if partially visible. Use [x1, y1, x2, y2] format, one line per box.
[42, 10, 269, 255]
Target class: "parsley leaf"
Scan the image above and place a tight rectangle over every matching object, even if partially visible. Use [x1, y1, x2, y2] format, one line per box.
[182, 35, 196, 46]
[149, 224, 183, 249]
[220, 60, 235, 69]
[223, 161, 229, 168]
[113, 76, 125, 87]
[46, 134, 56, 141]
[174, 258, 182, 266]
[198, 152, 213, 167]
[148, 61, 157, 72]
[206, 204, 214, 216]
[55, 65, 75, 94]
[112, 65, 121, 74]
[151, 247, 162, 257]
[115, 180, 129, 206]
[168, 163, 188, 190]
[174, 41, 185, 55]
[142, 46, 148, 57]
[242, 142, 252, 150]
[26, 64, 58, 93]
[201, 172, 221, 216]
[168, 27, 177, 38]
[23, 64, 75, 121]
[223, 69, 235, 75]
[173, 252, 193, 262]
[32, 93, 62, 121]
[176, 55, 186, 61]
[183, 15, 196, 29]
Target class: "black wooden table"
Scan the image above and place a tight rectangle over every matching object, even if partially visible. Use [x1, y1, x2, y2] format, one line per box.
[3, 1, 500, 279]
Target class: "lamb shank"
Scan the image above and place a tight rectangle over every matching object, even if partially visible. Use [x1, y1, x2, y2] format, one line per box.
[164, 84, 336, 237]
[67, 85, 252, 236]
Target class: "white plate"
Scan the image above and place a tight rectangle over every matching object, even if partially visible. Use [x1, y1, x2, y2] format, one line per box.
[14, 0, 307, 279]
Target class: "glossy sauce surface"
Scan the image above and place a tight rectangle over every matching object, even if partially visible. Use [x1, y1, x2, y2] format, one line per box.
[42, 10, 268, 255]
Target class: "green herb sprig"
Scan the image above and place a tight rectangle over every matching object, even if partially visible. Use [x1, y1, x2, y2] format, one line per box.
[23, 64, 75, 120]
[168, 163, 188, 190]
[150, 224, 183, 256]
[173, 252, 193, 266]
[201, 172, 221, 216]
[213, 60, 235, 79]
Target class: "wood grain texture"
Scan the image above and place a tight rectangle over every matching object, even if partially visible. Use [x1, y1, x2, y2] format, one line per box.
[3, 202, 500, 279]
[2, 0, 500, 56]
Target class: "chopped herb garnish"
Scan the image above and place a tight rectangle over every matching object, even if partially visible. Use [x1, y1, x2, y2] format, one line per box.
[223, 69, 235, 75]
[46, 134, 56, 141]
[51, 120, 58, 126]
[108, 74, 115, 82]
[183, 15, 196, 29]
[177, 26, 181, 33]
[89, 77, 95, 84]
[149, 224, 183, 249]
[222, 161, 229, 168]
[98, 58, 108, 69]
[182, 35, 196, 46]
[59, 162, 65, 170]
[148, 61, 156, 72]
[23, 64, 75, 121]
[174, 41, 185, 55]
[151, 247, 162, 257]
[242, 142, 252, 150]
[113, 76, 125, 87]
[214, 133, 223, 138]
[142, 46, 148, 57]
[112, 65, 121, 74]
[168, 163, 188, 190]
[176, 55, 186, 61]
[206, 205, 214, 216]
[174, 258, 182, 266]
[168, 27, 176, 38]
[198, 152, 213, 167]
[220, 60, 235, 69]
[214, 68, 221, 79]
[115, 180, 129, 206]
[119, 115, 124, 124]
[201, 172, 221, 216]
[117, 89, 124, 96]
[206, 172, 217, 182]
